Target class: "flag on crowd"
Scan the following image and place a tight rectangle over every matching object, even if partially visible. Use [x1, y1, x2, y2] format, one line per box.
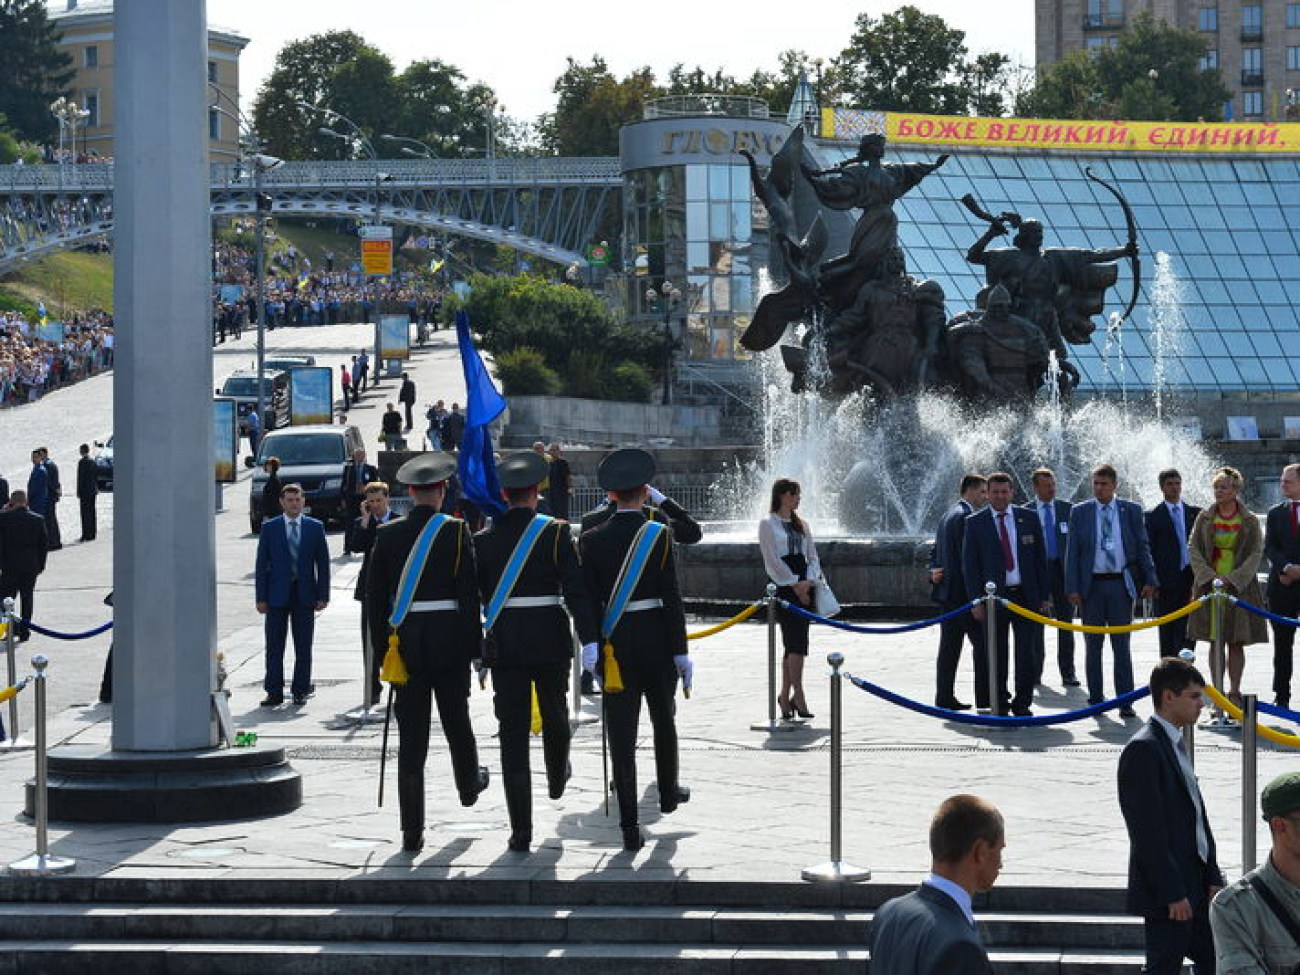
[37, 301, 47, 325]
[429, 257, 446, 274]
[455, 310, 505, 516]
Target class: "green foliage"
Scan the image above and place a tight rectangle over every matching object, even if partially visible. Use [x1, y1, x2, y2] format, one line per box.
[539, 56, 657, 157]
[0, 250, 114, 315]
[830, 5, 971, 114]
[0, 291, 37, 321]
[1018, 13, 1231, 122]
[493, 347, 561, 396]
[454, 274, 661, 402]
[0, 0, 74, 143]
[610, 361, 654, 403]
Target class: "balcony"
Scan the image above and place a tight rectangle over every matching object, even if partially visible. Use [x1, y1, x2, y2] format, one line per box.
[1083, 13, 1125, 29]
[1241, 70, 1264, 87]
[1241, 27, 1263, 41]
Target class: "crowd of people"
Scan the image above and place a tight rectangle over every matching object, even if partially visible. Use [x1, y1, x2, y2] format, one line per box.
[0, 311, 114, 407]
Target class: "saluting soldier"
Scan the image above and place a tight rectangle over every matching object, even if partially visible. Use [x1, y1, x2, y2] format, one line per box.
[579, 448, 693, 851]
[473, 452, 600, 853]
[366, 454, 489, 853]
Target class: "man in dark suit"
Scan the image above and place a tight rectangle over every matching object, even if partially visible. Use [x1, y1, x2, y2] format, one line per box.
[1065, 463, 1157, 716]
[398, 372, 417, 431]
[344, 479, 400, 706]
[474, 452, 599, 853]
[76, 443, 99, 542]
[37, 448, 62, 551]
[869, 794, 1003, 975]
[1146, 468, 1200, 660]
[0, 490, 48, 643]
[929, 474, 987, 711]
[1023, 467, 1077, 686]
[1118, 657, 1223, 974]
[366, 453, 488, 853]
[580, 448, 692, 851]
[0, 474, 10, 508]
[254, 483, 331, 707]
[1264, 463, 1300, 708]
[341, 448, 381, 526]
[964, 472, 1052, 717]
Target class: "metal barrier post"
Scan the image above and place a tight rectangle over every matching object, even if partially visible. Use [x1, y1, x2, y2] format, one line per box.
[1179, 648, 1197, 765]
[802, 651, 870, 883]
[9, 655, 75, 875]
[753, 584, 796, 733]
[984, 582, 1000, 716]
[2, 597, 19, 746]
[341, 615, 384, 724]
[1242, 693, 1258, 873]
[1209, 579, 1227, 725]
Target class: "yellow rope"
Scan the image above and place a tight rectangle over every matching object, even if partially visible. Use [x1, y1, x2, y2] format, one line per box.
[0, 682, 22, 704]
[1205, 684, 1300, 749]
[1001, 596, 1205, 634]
[687, 601, 763, 640]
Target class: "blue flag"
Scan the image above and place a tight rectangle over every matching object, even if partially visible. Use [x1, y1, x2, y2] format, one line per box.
[455, 310, 506, 516]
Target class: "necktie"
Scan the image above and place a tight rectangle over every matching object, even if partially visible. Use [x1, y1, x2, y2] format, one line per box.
[1042, 503, 1057, 559]
[1175, 737, 1211, 863]
[1172, 504, 1188, 570]
[288, 520, 300, 564]
[1100, 504, 1114, 570]
[998, 513, 1014, 572]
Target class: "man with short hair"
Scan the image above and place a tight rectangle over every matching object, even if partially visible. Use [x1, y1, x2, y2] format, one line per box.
[255, 484, 331, 707]
[964, 472, 1052, 717]
[398, 372, 417, 431]
[1023, 467, 1077, 686]
[345, 480, 399, 706]
[37, 448, 61, 551]
[546, 442, 572, 520]
[1264, 463, 1300, 708]
[1211, 770, 1300, 973]
[366, 454, 489, 852]
[1118, 657, 1223, 974]
[441, 403, 466, 451]
[1146, 468, 1200, 660]
[929, 474, 988, 712]
[1065, 463, 1157, 716]
[76, 443, 98, 542]
[869, 794, 1004, 974]
[355, 349, 370, 393]
[341, 448, 380, 525]
[0, 490, 48, 643]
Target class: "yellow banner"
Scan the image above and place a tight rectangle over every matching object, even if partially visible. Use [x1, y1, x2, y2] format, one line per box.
[824, 107, 1300, 154]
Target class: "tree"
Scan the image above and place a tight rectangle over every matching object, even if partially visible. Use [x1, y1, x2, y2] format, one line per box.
[1019, 13, 1231, 122]
[0, 0, 74, 143]
[538, 57, 656, 157]
[831, 5, 969, 114]
[394, 61, 493, 157]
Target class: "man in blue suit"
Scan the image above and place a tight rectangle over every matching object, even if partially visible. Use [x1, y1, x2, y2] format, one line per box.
[928, 475, 987, 711]
[255, 483, 331, 706]
[1022, 467, 1078, 687]
[870, 794, 1003, 975]
[1065, 463, 1157, 717]
[1145, 469, 1200, 660]
[964, 472, 1052, 716]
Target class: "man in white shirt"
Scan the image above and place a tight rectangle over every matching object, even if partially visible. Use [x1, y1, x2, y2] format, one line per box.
[1145, 469, 1201, 660]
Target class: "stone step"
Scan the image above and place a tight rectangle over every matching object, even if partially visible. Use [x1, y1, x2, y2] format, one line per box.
[0, 903, 1143, 950]
[0, 941, 1147, 975]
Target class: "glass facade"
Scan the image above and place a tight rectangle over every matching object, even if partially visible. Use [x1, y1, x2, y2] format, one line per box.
[810, 145, 1300, 394]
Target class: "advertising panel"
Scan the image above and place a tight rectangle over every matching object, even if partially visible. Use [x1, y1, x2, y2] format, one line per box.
[290, 366, 333, 425]
[213, 398, 238, 482]
[378, 314, 410, 361]
[360, 225, 393, 276]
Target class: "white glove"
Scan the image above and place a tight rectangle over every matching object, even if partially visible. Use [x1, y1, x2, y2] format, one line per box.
[673, 654, 693, 690]
[581, 642, 599, 673]
[646, 485, 666, 505]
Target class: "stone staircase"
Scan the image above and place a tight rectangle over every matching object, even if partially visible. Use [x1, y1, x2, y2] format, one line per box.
[0, 877, 1148, 973]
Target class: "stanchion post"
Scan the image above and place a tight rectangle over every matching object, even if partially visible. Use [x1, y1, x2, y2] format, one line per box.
[1179, 648, 1197, 765]
[984, 582, 999, 716]
[1242, 693, 1258, 873]
[753, 584, 797, 733]
[3, 597, 18, 743]
[802, 651, 870, 883]
[9, 654, 75, 875]
[1210, 579, 1226, 723]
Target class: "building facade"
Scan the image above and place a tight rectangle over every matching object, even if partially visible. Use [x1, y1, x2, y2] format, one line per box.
[49, 0, 248, 160]
[1035, 0, 1300, 121]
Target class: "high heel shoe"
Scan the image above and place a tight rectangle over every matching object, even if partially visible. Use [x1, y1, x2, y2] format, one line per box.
[777, 695, 794, 721]
[794, 698, 814, 720]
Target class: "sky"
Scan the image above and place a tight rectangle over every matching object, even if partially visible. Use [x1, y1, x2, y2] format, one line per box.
[201, 0, 1037, 123]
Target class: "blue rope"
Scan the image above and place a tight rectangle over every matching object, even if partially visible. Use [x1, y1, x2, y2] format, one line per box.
[779, 599, 975, 634]
[1257, 700, 1300, 723]
[1229, 597, 1299, 629]
[845, 672, 1151, 727]
[19, 619, 113, 640]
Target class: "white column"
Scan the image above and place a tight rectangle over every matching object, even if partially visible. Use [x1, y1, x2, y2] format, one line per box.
[112, 0, 216, 750]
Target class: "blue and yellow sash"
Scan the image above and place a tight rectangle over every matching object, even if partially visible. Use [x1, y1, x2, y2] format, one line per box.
[600, 520, 668, 693]
[381, 513, 450, 684]
[482, 515, 554, 632]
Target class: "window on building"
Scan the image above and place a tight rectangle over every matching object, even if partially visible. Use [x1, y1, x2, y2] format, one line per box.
[1242, 4, 1262, 36]
[1243, 48, 1263, 71]
[1198, 7, 1218, 31]
[84, 45, 98, 69]
[1289, 3, 1300, 28]
[1200, 48, 1219, 70]
[209, 108, 220, 141]
[1243, 90, 1263, 115]
[208, 61, 218, 83]
[84, 92, 99, 127]
[1289, 46, 1300, 70]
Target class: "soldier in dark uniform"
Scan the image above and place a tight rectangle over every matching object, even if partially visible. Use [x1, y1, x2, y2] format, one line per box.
[578, 457, 701, 697]
[473, 452, 599, 853]
[366, 454, 489, 852]
[579, 448, 693, 851]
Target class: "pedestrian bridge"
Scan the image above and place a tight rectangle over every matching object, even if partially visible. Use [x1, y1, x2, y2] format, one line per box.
[0, 158, 623, 275]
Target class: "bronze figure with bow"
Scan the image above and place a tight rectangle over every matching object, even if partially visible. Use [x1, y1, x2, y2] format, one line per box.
[1085, 166, 1141, 323]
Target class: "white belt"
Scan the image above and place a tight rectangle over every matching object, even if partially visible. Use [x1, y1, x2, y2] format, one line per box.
[408, 599, 457, 612]
[498, 595, 564, 609]
[624, 598, 663, 612]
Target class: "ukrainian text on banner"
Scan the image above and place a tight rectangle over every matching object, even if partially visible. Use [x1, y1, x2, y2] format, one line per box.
[824, 108, 1300, 154]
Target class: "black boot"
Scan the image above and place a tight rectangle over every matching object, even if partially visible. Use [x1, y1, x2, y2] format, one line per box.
[503, 771, 532, 853]
[622, 825, 645, 851]
[397, 772, 424, 852]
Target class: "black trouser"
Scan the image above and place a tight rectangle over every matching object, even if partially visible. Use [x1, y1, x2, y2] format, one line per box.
[394, 665, 480, 830]
[1030, 559, 1076, 680]
[359, 608, 380, 705]
[1141, 897, 1215, 975]
[602, 653, 679, 828]
[1271, 585, 1300, 704]
[1155, 567, 1195, 658]
[0, 572, 36, 641]
[45, 503, 61, 549]
[403, 402, 414, 429]
[935, 601, 991, 706]
[493, 661, 570, 833]
[80, 495, 96, 541]
[990, 588, 1037, 711]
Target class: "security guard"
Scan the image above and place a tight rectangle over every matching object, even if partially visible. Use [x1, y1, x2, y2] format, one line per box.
[474, 451, 599, 853]
[366, 453, 489, 852]
[579, 448, 692, 851]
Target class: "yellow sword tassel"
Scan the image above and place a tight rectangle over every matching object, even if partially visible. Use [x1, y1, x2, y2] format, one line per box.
[602, 641, 624, 693]
[379, 631, 409, 685]
[530, 682, 542, 735]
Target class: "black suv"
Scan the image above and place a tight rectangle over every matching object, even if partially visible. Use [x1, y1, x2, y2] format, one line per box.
[247, 424, 365, 532]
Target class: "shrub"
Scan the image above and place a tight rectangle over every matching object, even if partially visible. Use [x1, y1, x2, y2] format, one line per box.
[493, 347, 561, 396]
[610, 361, 654, 403]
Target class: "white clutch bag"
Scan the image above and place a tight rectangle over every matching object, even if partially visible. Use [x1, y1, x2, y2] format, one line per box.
[814, 575, 841, 618]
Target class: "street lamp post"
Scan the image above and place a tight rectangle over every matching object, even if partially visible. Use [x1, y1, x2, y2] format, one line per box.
[49, 97, 90, 166]
[645, 281, 681, 406]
